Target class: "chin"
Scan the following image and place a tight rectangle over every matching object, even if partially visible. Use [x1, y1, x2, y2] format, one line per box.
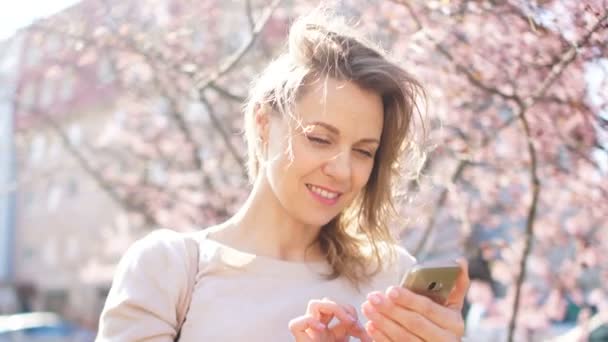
[300, 212, 339, 229]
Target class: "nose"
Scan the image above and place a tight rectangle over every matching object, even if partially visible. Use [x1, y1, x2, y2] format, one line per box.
[323, 150, 352, 183]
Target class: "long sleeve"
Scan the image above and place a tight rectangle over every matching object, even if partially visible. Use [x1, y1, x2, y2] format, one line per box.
[96, 229, 193, 342]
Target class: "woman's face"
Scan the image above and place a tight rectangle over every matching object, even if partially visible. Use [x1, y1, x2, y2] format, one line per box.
[261, 77, 384, 227]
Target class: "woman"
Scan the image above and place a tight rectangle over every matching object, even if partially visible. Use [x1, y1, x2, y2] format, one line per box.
[97, 9, 469, 342]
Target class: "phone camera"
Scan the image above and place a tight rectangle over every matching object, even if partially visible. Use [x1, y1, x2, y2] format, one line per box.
[427, 281, 442, 291]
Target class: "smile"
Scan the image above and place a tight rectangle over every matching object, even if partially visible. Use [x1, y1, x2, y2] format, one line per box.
[306, 184, 342, 204]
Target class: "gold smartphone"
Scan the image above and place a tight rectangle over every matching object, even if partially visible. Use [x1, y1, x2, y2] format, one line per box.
[399, 261, 461, 305]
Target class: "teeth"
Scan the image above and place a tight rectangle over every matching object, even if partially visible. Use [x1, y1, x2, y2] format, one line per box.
[307, 184, 339, 200]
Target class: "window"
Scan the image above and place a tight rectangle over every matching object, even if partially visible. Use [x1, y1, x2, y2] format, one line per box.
[68, 124, 82, 146]
[46, 184, 63, 212]
[21, 190, 34, 210]
[43, 290, 67, 314]
[59, 72, 76, 102]
[39, 77, 55, 108]
[25, 48, 41, 67]
[113, 110, 126, 128]
[48, 140, 60, 159]
[42, 239, 58, 267]
[66, 179, 79, 197]
[0, 34, 24, 70]
[20, 82, 37, 110]
[45, 34, 61, 54]
[65, 236, 79, 261]
[29, 134, 46, 164]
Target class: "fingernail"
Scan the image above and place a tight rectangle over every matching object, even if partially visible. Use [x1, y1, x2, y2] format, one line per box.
[363, 302, 377, 314]
[315, 322, 325, 330]
[348, 314, 357, 322]
[388, 287, 399, 299]
[369, 294, 382, 305]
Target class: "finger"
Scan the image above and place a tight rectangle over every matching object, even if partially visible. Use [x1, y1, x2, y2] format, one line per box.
[446, 258, 470, 311]
[384, 287, 464, 334]
[320, 297, 341, 325]
[308, 299, 334, 324]
[365, 321, 393, 342]
[363, 301, 429, 342]
[318, 298, 336, 325]
[288, 314, 324, 341]
[307, 299, 356, 326]
[342, 303, 358, 319]
[348, 322, 373, 342]
[326, 304, 361, 339]
[331, 320, 370, 342]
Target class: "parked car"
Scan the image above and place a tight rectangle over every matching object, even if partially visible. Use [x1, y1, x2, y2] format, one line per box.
[0, 312, 94, 342]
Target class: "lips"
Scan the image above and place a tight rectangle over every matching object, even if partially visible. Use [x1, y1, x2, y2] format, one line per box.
[306, 184, 342, 204]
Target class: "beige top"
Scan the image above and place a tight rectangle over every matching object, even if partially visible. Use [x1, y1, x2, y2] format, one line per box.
[97, 229, 416, 341]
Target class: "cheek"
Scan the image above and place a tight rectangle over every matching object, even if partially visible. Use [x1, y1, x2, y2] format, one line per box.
[353, 161, 375, 189]
[288, 136, 326, 168]
[266, 137, 314, 186]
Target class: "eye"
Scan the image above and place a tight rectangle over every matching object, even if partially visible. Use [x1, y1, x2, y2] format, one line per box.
[355, 149, 374, 158]
[307, 136, 330, 145]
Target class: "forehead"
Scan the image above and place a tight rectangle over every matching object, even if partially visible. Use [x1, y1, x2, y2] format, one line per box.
[294, 77, 384, 139]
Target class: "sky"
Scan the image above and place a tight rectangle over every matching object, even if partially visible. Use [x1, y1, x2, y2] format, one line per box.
[0, 0, 81, 40]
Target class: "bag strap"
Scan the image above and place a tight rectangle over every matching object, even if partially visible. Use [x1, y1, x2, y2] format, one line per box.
[175, 231, 203, 341]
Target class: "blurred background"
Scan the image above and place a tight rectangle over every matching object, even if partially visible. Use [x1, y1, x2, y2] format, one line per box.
[0, 0, 607, 341]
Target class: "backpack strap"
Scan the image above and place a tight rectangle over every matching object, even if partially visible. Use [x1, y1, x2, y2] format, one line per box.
[175, 230, 209, 341]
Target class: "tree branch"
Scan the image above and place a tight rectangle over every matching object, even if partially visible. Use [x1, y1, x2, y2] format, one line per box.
[506, 10, 608, 341]
[413, 159, 468, 257]
[158, 86, 218, 192]
[18, 103, 158, 227]
[198, 92, 248, 179]
[506, 108, 541, 342]
[209, 81, 247, 103]
[393, 0, 521, 103]
[245, 0, 256, 32]
[194, 0, 282, 91]
[526, 10, 608, 107]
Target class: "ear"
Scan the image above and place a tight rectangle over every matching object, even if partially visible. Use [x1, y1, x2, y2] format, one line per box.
[254, 103, 271, 143]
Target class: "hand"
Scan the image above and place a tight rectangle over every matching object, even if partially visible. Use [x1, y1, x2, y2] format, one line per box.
[289, 297, 372, 342]
[361, 259, 470, 341]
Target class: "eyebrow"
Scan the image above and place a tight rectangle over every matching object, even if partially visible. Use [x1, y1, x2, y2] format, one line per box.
[308, 121, 380, 144]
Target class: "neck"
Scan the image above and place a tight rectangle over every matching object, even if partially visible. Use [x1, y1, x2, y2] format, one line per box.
[216, 175, 324, 262]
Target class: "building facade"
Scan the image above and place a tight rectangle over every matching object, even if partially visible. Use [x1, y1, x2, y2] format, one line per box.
[6, 0, 289, 330]
[0, 33, 23, 314]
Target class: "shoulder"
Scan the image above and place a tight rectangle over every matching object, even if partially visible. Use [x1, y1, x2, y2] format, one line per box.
[118, 228, 192, 274]
[99, 229, 198, 340]
[106, 228, 200, 309]
[378, 242, 416, 274]
[125, 228, 186, 256]
[362, 240, 416, 270]
[362, 241, 417, 287]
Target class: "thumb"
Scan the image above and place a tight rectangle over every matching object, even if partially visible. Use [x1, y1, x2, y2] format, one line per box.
[446, 258, 470, 311]
[288, 315, 319, 342]
[346, 322, 372, 342]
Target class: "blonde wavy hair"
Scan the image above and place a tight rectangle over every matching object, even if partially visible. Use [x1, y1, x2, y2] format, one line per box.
[243, 9, 426, 287]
